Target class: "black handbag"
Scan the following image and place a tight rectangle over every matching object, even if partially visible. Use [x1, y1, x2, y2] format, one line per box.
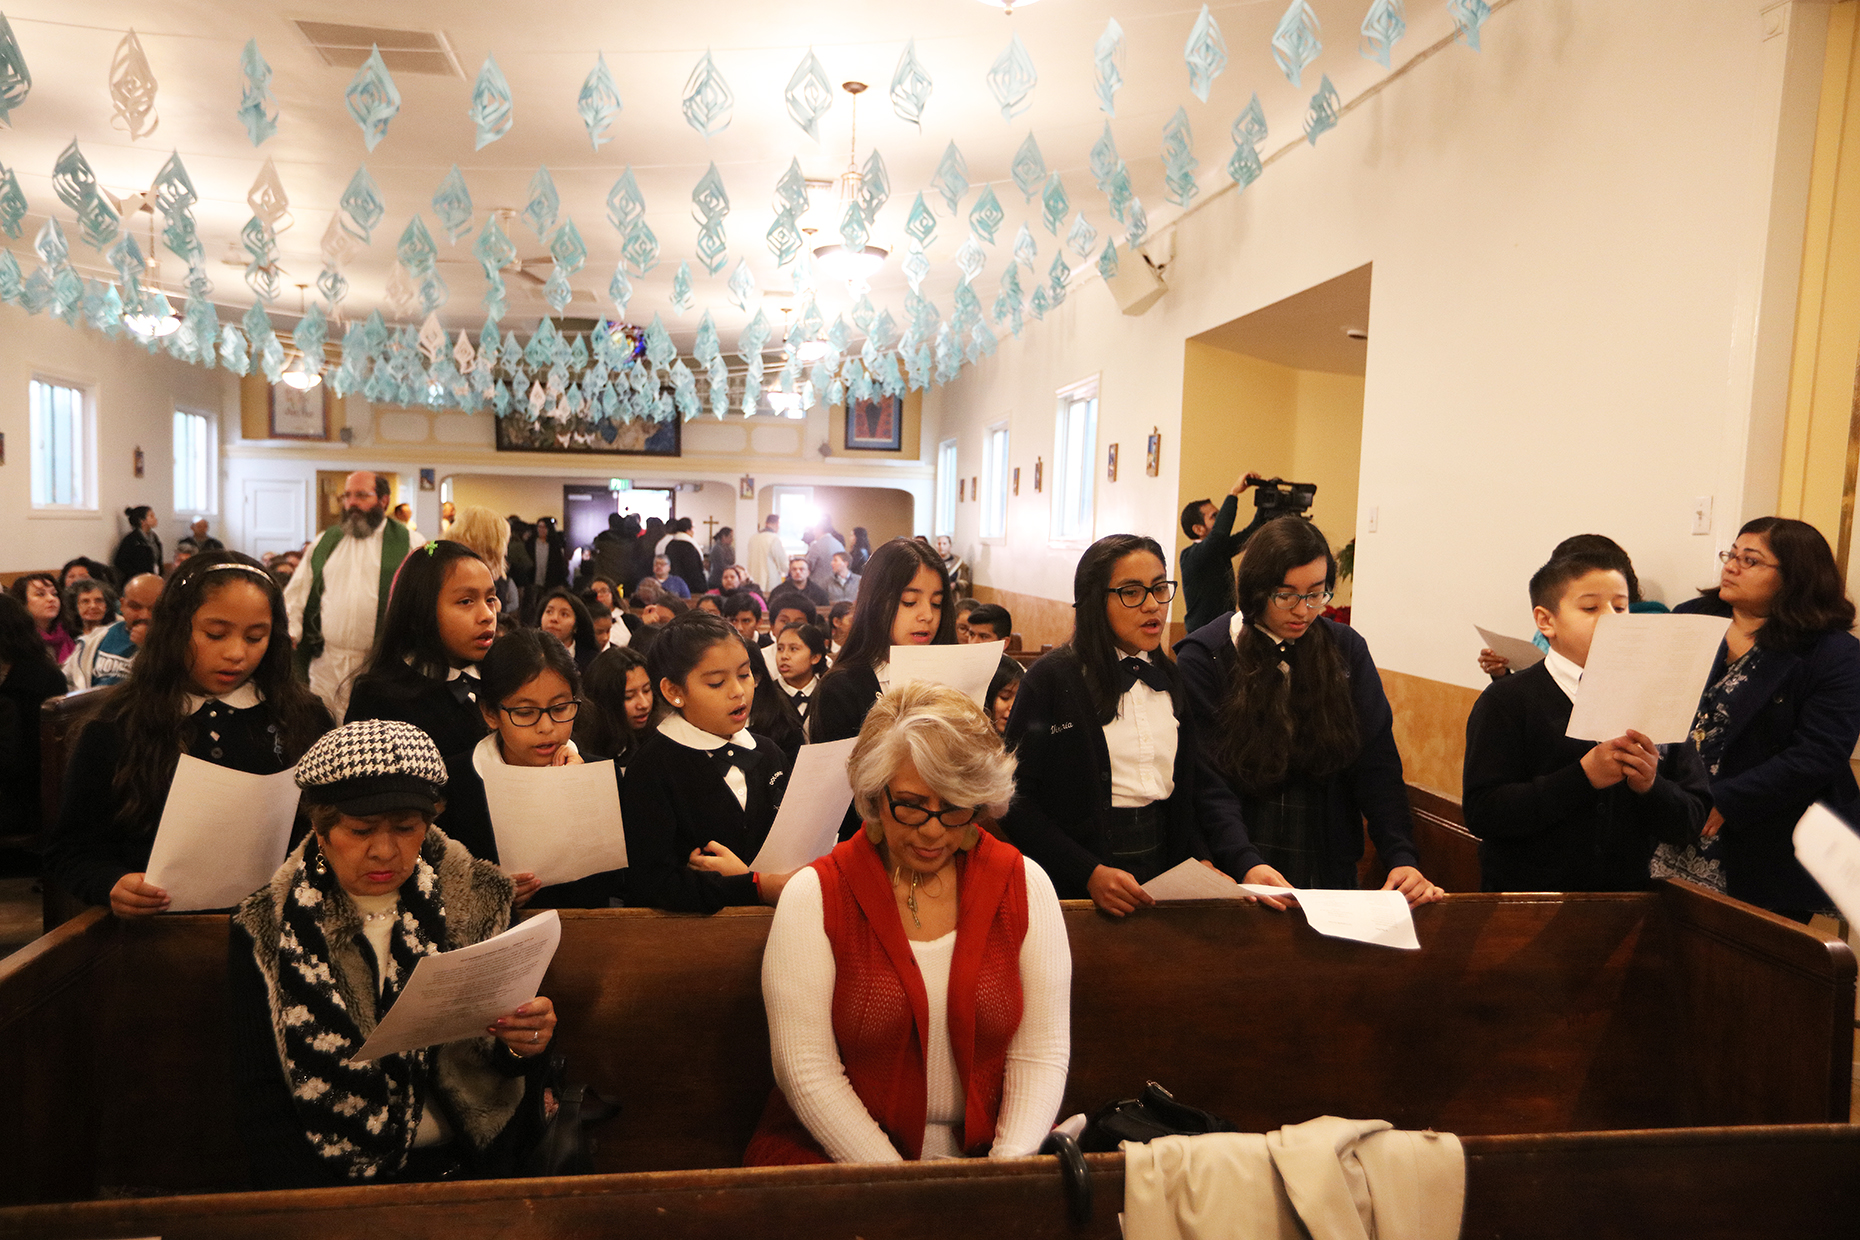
[1079, 1080, 1238, 1153]
[516, 1053, 620, 1178]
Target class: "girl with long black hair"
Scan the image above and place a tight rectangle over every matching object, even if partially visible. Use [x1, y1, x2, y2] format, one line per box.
[1177, 519, 1442, 906]
[811, 538, 956, 744]
[536, 586, 601, 672]
[1003, 535, 1213, 915]
[47, 551, 332, 916]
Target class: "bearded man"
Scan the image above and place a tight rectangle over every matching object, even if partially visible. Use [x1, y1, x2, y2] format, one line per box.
[283, 471, 424, 718]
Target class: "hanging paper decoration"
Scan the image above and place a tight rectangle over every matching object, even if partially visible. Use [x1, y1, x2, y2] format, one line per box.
[967, 186, 1004, 246]
[237, 39, 277, 145]
[1040, 173, 1068, 236]
[0, 12, 29, 127]
[785, 48, 832, 140]
[524, 167, 560, 237]
[1010, 133, 1045, 203]
[1236, 93, 1269, 149]
[432, 166, 473, 244]
[578, 54, 623, 149]
[339, 164, 385, 242]
[682, 50, 733, 138]
[322, 212, 360, 271]
[1305, 75, 1340, 144]
[986, 33, 1037, 121]
[469, 56, 514, 148]
[726, 258, 757, 311]
[1125, 199, 1149, 246]
[1228, 133, 1263, 190]
[36, 217, 67, 269]
[1162, 108, 1199, 207]
[75, 190, 119, 251]
[622, 219, 660, 276]
[838, 200, 868, 254]
[1106, 165, 1134, 224]
[109, 30, 159, 139]
[766, 211, 803, 266]
[1089, 123, 1121, 193]
[1047, 251, 1071, 300]
[953, 238, 985, 287]
[550, 219, 587, 274]
[246, 158, 290, 233]
[242, 216, 280, 302]
[904, 193, 937, 249]
[0, 163, 24, 238]
[51, 140, 96, 213]
[1066, 213, 1098, 260]
[345, 46, 401, 150]
[606, 167, 646, 233]
[474, 213, 514, 280]
[934, 142, 968, 214]
[1093, 20, 1124, 116]
[316, 266, 347, 310]
[1272, 1, 1323, 88]
[1183, 7, 1227, 104]
[858, 149, 890, 221]
[691, 162, 730, 222]
[774, 158, 810, 218]
[890, 38, 932, 130]
[396, 215, 437, 278]
[1097, 239, 1119, 282]
[1360, 0, 1406, 68]
[608, 262, 633, 315]
[1449, 0, 1490, 50]
[1013, 222, 1037, 270]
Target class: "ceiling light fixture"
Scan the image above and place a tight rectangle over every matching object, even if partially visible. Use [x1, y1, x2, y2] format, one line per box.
[121, 205, 181, 338]
[975, 0, 1040, 13]
[812, 81, 889, 289]
[280, 352, 323, 391]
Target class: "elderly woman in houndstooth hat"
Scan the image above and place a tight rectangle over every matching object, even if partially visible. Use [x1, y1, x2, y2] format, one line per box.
[227, 718, 559, 1188]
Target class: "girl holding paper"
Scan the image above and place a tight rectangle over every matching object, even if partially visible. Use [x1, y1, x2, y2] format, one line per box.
[622, 612, 796, 912]
[47, 552, 331, 918]
[436, 629, 627, 910]
[229, 719, 558, 1188]
[1002, 535, 1215, 916]
[812, 538, 957, 747]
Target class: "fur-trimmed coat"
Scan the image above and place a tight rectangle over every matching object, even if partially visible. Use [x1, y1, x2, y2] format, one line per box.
[228, 828, 538, 1188]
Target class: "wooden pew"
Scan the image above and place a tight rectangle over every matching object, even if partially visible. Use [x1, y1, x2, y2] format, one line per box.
[0, 881, 1849, 1210]
[37, 688, 108, 934]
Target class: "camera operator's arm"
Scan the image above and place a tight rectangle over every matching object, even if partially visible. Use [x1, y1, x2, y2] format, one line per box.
[1217, 473, 1269, 556]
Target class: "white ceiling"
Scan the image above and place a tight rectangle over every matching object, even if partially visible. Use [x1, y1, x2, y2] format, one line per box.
[0, 0, 1469, 353]
[1193, 261, 1370, 374]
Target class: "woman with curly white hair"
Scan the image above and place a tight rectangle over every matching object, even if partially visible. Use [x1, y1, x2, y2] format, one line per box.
[745, 681, 1072, 1165]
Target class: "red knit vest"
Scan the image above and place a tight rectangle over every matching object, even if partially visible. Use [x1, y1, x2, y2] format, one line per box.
[744, 830, 1029, 1165]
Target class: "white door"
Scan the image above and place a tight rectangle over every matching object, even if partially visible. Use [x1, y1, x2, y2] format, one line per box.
[243, 478, 308, 558]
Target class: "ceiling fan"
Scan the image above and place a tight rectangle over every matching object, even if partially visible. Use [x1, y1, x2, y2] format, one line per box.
[435, 207, 550, 286]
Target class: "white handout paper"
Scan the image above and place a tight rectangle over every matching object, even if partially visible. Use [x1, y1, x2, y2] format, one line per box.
[144, 756, 301, 911]
[1794, 803, 1860, 927]
[352, 909, 562, 1062]
[888, 639, 1006, 707]
[751, 737, 859, 874]
[1564, 612, 1729, 744]
[1237, 884, 1422, 950]
[1141, 859, 1247, 901]
[479, 759, 627, 887]
[1474, 625, 1546, 672]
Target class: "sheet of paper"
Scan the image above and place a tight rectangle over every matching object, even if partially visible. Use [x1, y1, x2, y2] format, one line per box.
[1291, 888, 1421, 950]
[1142, 859, 1247, 901]
[752, 737, 859, 873]
[1474, 625, 1546, 671]
[144, 756, 301, 911]
[480, 758, 627, 887]
[1794, 804, 1860, 927]
[888, 639, 1006, 707]
[352, 909, 562, 1062]
[1564, 612, 1729, 743]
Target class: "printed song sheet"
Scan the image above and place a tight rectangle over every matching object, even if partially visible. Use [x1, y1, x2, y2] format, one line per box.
[751, 737, 859, 873]
[145, 756, 301, 911]
[480, 759, 627, 887]
[1237, 884, 1422, 950]
[1474, 625, 1546, 672]
[1141, 859, 1247, 901]
[1564, 613, 1729, 743]
[888, 639, 1006, 707]
[352, 910, 561, 1062]
[1795, 804, 1860, 927]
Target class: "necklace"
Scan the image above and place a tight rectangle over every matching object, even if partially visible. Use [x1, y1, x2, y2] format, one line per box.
[361, 908, 399, 926]
[892, 865, 949, 929]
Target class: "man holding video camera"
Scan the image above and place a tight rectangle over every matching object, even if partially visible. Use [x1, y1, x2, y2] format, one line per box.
[1180, 473, 1317, 632]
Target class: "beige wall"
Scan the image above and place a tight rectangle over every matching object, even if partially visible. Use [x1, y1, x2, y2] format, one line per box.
[757, 484, 915, 546]
[450, 473, 737, 547]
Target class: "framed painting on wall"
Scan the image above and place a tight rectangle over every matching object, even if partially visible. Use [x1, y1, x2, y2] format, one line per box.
[494, 412, 681, 456]
[845, 394, 903, 451]
[269, 381, 331, 440]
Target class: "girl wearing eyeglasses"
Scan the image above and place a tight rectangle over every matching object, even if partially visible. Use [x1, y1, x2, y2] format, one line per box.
[435, 629, 625, 909]
[621, 612, 796, 912]
[1001, 534, 1215, 916]
[1179, 518, 1443, 907]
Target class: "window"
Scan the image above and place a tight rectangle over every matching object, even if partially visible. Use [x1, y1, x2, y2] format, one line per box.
[173, 409, 214, 514]
[935, 438, 958, 537]
[1051, 384, 1098, 542]
[980, 424, 1009, 539]
[30, 378, 89, 509]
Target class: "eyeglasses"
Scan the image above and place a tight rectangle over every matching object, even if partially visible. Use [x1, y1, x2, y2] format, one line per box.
[884, 786, 980, 828]
[1717, 550, 1776, 572]
[1107, 581, 1179, 608]
[494, 699, 581, 727]
[1269, 589, 1334, 611]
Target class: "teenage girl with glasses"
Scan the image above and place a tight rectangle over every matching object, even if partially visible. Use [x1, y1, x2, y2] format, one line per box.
[1001, 534, 1216, 916]
[1178, 518, 1443, 907]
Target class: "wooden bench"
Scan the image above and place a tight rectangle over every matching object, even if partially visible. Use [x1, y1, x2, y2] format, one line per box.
[37, 688, 107, 934]
[0, 880, 1849, 1211]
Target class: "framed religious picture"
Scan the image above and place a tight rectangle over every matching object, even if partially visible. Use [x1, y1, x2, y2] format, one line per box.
[269, 380, 331, 440]
[418, 468, 436, 491]
[1012, 467, 1020, 496]
[1034, 457, 1043, 493]
[1106, 443, 1119, 482]
[1146, 428, 1161, 477]
[739, 475, 756, 500]
[845, 394, 903, 451]
[133, 446, 145, 478]
[959, 478, 966, 502]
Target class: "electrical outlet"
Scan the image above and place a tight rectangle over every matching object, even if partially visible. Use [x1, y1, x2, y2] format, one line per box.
[1366, 506, 1379, 534]
[1691, 496, 1712, 536]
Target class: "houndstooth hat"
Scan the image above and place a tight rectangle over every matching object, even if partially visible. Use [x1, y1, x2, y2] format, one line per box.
[295, 719, 447, 816]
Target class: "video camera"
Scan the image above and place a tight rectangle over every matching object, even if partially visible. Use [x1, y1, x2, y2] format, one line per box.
[1250, 477, 1317, 516]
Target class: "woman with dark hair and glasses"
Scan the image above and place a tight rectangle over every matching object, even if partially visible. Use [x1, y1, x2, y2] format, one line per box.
[1661, 518, 1860, 917]
[1178, 519, 1442, 906]
[1002, 534, 1214, 916]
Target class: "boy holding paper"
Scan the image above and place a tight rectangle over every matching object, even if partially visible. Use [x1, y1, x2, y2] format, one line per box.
[1464, 554, 1711, 892]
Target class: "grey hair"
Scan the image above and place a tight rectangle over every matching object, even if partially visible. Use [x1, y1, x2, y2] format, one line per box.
[848, 681, 1017, 825]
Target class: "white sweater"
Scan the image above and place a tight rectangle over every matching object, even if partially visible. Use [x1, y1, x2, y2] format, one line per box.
[762, 859, 1071, 1162]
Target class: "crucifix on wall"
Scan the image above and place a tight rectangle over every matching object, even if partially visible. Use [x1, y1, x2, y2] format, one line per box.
[703, 515, 719, 541]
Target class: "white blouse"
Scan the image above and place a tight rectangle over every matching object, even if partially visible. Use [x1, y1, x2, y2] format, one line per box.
[1103, 680, 1178, 808]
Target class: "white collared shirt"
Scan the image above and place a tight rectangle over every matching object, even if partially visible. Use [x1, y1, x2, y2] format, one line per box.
[658, 713, 758, 809]
[1104, 677, 1178, 808]
[182, 680, 264, 715]
[1543, 647, 1584, 704]
[777, 673, 816, 717]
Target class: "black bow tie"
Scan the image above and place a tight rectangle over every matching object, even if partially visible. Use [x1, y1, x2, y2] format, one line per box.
[1119, 656, 1171, 694]
[709, 742, 752, 775]
[448, 675, 478, 707]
